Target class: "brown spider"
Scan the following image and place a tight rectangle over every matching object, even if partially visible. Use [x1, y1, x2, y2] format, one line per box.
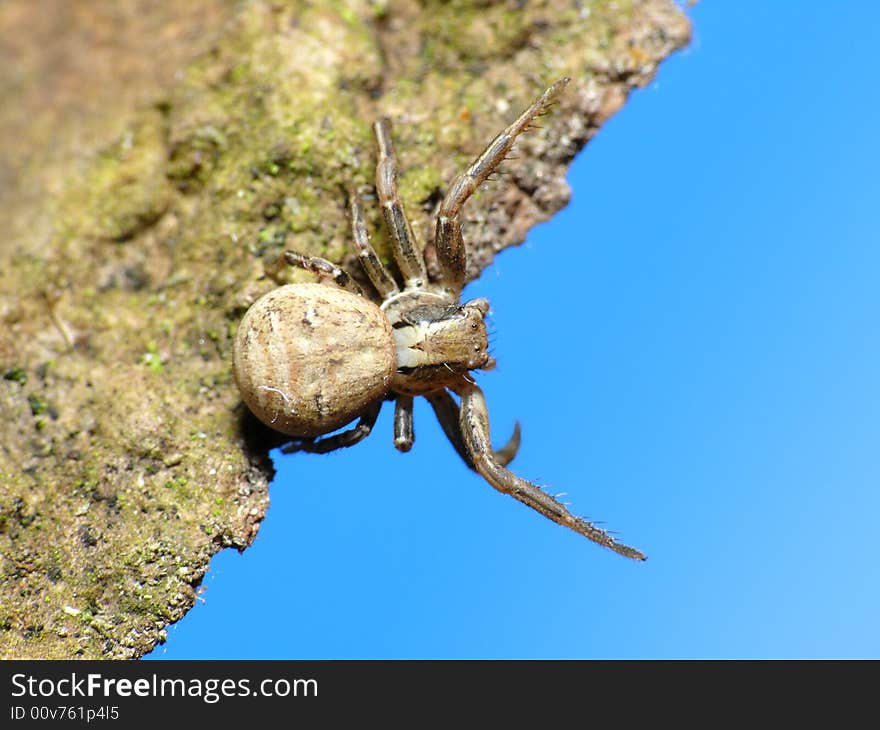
[233, 78, 645, 560]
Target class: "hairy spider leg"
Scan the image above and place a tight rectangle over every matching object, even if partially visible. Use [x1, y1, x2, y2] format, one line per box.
[393, 395, 414, 452]
[454, 382, 646, 560]
[433, 77, 571, 296]
[426, 388, 521, 469]
[280, 398, 382, 455]
[282, 251, 365, 297]
[374, 118, 428, 290]
[349, 194, 400, 300]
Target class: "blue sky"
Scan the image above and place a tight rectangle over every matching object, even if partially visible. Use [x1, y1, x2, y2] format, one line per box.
[150, 3, 880, 658]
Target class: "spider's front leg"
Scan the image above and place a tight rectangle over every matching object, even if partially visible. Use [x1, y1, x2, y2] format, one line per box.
[433, 77, 570, 295]
[454, 383, 646, 560]
[426, 388, 521, 469]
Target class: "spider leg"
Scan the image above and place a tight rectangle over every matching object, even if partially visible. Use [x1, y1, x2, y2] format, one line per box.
[393, 395, 414, 452]
[281, 399, 381, 455]
[434, 77, 570, 295]
[281, 251, 364, 297]
[374, 118, 429, 289]
[454, 382, 646, 560]
[492, 420, 521, 467]
[426, 388, 521, 469]
[349, 193, 401, 300]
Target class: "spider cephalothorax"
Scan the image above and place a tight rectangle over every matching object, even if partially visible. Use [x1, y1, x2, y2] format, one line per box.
[384, 293, 492, 394]
[233, 78, 645, 560]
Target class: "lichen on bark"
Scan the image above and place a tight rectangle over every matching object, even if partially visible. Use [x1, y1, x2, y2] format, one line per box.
[0, 0, 689, 658]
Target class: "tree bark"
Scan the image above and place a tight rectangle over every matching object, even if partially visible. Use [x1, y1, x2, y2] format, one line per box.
[0, 0, 689, 658]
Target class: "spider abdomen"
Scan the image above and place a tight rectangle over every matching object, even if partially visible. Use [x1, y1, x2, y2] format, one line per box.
[233, 282, 395, 437]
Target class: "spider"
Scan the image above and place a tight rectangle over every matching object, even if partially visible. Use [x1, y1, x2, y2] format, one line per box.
[233, 77, 645, 560]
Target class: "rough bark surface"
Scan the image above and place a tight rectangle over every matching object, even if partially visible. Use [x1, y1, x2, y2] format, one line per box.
[0, 0, 689, 658]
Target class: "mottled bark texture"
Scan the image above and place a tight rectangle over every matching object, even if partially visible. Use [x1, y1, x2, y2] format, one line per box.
[0, 0, 689, 658]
